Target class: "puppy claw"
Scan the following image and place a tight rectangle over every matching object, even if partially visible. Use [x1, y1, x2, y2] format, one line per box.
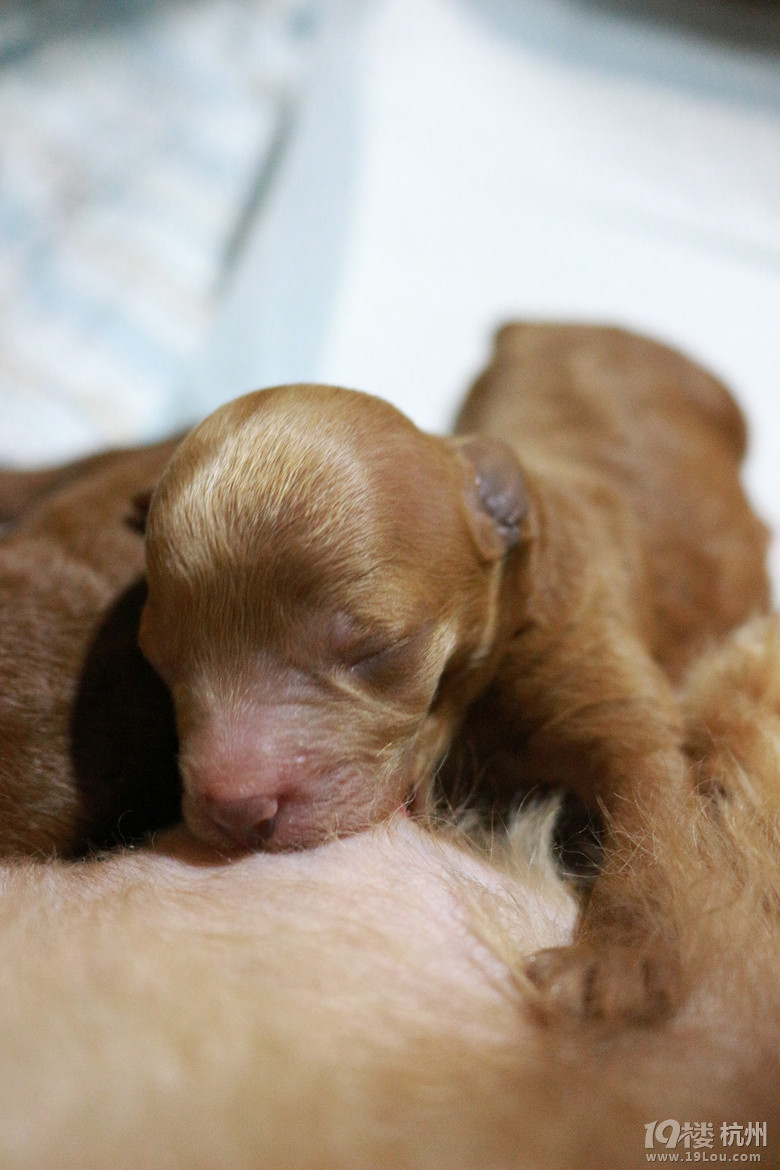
[525, 943, 682, 1026]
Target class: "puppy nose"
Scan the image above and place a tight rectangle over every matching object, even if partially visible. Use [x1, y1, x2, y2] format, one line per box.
[205, 794, 279, 848]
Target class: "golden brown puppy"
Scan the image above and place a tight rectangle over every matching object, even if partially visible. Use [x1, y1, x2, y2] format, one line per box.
[0, 438, 182, 855]
[140, 324, 769, 1019]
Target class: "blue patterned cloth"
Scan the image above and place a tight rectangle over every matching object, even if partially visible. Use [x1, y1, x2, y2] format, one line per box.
[0, 0, 321, 460]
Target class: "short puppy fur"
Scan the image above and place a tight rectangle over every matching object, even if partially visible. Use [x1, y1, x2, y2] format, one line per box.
[140, 323, 769, 1019]
[0, 440, 182, 855]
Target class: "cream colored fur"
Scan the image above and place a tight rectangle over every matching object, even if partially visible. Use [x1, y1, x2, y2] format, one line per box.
[2, 616, 780, 1168]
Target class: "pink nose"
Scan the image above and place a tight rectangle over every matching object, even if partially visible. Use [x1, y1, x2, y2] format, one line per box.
[204, 794, 280, 849]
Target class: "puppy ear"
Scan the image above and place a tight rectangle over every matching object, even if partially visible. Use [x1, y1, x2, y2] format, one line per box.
[454, 436, 529, 561]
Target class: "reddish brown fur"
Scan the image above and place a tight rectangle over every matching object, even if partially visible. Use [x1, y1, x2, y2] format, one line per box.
[0, 444, 156, 527]
[0, 439, 182, 855]
[142, 385, 515, 851]
[449, 324, 771, 1017]
[141, 323, 769, 1021]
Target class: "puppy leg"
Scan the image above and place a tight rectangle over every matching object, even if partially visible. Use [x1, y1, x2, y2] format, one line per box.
[526, 771, 686, 1027]
[498, 623, 688, 1024]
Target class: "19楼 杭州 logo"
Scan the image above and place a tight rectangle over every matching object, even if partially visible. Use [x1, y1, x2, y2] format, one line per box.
[645, 1119, 766, 1158]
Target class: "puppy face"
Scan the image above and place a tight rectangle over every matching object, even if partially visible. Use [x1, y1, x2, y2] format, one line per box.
[140, 385, 526, 852]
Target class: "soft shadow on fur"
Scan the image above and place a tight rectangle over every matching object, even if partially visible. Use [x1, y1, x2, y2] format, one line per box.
[69, 578, 181, 852]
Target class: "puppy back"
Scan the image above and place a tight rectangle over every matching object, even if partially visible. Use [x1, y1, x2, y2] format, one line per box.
[458, 322, 749, 461]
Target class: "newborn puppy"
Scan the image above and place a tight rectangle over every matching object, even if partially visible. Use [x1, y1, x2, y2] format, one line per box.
[451, 324, 770, 1019]
[0, 438, 182, 855]
[140, 324, 769, 1017]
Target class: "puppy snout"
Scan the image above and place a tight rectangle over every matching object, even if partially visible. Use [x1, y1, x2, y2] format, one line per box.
[204, 794, 280, 849]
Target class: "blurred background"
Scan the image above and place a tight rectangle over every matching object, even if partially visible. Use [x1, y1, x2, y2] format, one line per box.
[1, 0, 779, 571]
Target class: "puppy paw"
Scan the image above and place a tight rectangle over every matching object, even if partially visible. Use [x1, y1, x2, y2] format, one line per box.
[525, 942, 681, 1026]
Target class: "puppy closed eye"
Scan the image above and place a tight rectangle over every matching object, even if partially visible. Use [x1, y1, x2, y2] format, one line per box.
[347, 637, 419, 689]
[339, 621, 438, 693]
[323, 609, 437, 694]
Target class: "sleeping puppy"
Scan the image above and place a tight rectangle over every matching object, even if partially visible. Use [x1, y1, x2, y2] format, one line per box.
[0, 438, 182, 855]
[140, 323, 769, 1019]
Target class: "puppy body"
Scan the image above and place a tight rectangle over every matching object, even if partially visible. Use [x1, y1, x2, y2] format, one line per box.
[0, 443, 157, 528]
[451, 324, 770, 1016]
[0, 439, 181, 855]
[141, 325, 768, 1016]
[449, 323, 769, 809]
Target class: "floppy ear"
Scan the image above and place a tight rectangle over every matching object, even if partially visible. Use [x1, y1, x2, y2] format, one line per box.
[453, 436, 529, 561]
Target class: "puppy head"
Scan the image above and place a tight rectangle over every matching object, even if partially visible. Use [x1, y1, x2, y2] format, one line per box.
[140, 385, 528, 852]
